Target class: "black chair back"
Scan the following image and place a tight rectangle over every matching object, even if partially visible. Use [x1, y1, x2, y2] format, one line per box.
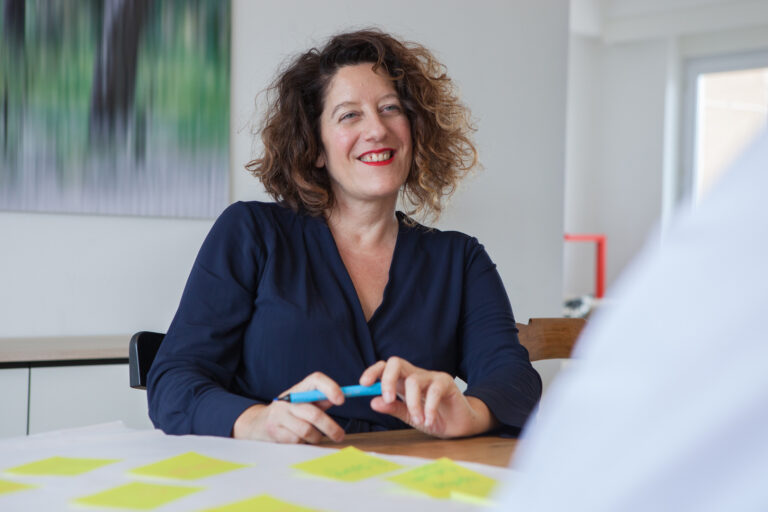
[128, 331, 165, 389]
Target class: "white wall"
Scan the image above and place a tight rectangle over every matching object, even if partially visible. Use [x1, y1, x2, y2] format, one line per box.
[0, 0, 569, 338]
[563, 35, 668, 296]
[435, 1, 569, 321]
[0, 213, 211, 336]
[563, 35, 604, 297]
[600, 39, 669, 286]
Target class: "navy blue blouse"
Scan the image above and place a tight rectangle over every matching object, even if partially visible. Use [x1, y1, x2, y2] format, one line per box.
[147, 201, 541, 437]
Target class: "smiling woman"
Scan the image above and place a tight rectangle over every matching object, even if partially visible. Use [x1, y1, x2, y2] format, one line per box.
[247, 29, 477, 222]
[146, 29, 542, 444]
[316, 64, 412, 209]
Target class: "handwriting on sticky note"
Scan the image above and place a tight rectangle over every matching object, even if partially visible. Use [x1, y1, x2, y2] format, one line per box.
[292, 446, 402, 482]
[5, 456, 118, 476]
[72, 481, 201, 510]
[0, 479, 35, 495]
[129, 452, 248, 480]
[387, 457, 497, 499]
[202, 493, 319, 512]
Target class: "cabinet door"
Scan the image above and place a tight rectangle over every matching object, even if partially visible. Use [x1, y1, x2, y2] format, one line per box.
[28, 364, 154, 434]
[0, 368, 29, 439]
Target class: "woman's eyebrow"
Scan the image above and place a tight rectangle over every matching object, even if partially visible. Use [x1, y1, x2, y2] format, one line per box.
[330, 101, 356, 118]
[329, 93, 400, 117]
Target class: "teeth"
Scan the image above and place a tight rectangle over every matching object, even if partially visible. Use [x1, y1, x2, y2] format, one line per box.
[360, 151, 392, 163]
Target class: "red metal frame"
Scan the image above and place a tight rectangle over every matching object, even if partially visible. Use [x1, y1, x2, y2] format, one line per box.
[564, 233, 606, 298]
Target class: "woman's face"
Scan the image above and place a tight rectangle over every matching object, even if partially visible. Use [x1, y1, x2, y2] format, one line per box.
[316, 63, 412, 209]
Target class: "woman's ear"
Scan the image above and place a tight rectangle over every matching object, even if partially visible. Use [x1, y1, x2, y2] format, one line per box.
[315, 152, 326, 168]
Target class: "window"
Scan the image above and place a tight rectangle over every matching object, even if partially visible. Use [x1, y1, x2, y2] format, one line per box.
[682, 51, 768, 204]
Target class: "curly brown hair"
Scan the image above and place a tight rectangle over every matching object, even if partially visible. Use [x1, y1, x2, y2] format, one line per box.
[246, 28, 478, 221]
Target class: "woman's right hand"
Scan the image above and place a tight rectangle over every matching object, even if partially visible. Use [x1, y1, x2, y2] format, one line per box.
[232, 372, 346, 444]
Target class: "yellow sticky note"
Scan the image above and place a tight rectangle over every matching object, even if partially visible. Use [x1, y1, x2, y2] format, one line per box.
[72, 482, 201, 510]
[5, 456, 118, 476]
[202, 494, 319, 512]
[0, 479, 35, 495]
[387, 457, 497, 499]
[292, 446, 402, 482]
[129, 452, 248, 480]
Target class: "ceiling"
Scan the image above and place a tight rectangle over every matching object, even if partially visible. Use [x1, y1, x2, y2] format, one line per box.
[571, 0, 768, 42]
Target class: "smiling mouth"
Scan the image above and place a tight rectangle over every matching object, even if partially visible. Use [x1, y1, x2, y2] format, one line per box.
[359, 150, 395, 165]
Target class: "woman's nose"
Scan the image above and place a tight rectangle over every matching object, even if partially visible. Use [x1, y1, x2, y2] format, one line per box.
[363, 113, 387, 141]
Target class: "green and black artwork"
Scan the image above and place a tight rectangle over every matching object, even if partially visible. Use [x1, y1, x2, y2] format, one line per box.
[0, 0, 230, 217]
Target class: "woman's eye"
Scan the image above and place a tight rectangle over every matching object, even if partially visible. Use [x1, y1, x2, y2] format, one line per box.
[339, 112, 358, 121]
[381, 104, 402, 113]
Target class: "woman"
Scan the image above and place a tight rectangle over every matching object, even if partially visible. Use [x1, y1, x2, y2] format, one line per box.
[147, 29, 541, 443]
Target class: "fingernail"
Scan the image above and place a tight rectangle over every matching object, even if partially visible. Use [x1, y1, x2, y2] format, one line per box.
[385, 391, 394, 403]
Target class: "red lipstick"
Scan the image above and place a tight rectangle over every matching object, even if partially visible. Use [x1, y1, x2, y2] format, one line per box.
[358, 148, 395, 166]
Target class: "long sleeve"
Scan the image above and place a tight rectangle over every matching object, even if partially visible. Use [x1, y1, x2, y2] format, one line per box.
[459, 238, 542, 433]
[147, 202, 542, 437]
[147, 202, 266, 436]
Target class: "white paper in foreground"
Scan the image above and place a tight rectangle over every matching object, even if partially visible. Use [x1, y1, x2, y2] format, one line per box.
[0, 422, 515, 511]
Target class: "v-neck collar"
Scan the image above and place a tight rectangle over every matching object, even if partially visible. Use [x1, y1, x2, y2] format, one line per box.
[319, 212, 407, 327]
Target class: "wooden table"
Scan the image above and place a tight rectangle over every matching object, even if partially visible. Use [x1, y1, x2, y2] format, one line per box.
[320, 428, 518, 468]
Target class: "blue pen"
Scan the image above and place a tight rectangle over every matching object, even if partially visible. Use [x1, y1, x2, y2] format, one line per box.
[275, 382, 382, 403]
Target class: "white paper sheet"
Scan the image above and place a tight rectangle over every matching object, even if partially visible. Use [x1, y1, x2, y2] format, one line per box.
[0, 423, 515, 511]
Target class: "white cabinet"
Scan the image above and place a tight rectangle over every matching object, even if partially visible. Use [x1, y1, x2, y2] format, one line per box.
[1, 336, 154, 437]
[0, 368, 29, 438]
[532, 359, 572, 395]
[28, 364, 154, 434]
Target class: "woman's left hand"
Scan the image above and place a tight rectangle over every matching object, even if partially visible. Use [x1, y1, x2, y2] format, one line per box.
[359, 357, 499, 438]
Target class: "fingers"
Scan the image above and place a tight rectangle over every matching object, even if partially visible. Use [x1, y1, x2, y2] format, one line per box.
[270, 425, 303, 444]
[423, 373, 454, 427]
[402, 373, 451, 427]
[370, 396, 411, 424]
[290, 371, 345, 406]
[276, 371, 346, 443]
[238, 371, 348, 445]
[363, 357, 460, 433]
[273, 404, 323, 444]
[364, 357, 424, 422]
[379, 356, 412, 403]
[266, 401, 344, 444]
[291, 403, 345, 442]
[313, 399, 334, 412]
[361, 357, 413, 403]
[359, 360, 386, 386]
[404, 374, 424, 425]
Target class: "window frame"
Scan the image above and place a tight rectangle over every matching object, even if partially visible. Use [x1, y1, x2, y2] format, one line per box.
[681, 49, 768, 204]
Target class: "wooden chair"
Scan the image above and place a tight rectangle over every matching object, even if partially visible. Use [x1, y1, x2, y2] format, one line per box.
[516, 318, 586, 362]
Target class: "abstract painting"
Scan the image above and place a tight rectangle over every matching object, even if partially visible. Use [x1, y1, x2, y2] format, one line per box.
[0, 0, 230, 218]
